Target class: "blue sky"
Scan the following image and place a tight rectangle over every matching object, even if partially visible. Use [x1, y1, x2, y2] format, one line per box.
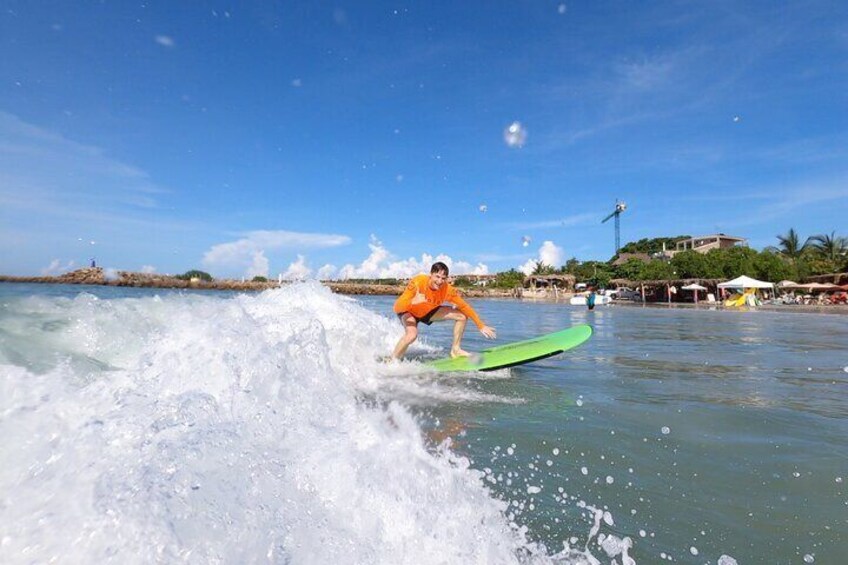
[2, 1, 847, 278]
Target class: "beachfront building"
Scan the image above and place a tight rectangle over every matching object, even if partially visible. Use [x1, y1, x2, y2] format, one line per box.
[673, 234, 747, 255]
[453, 274, 497, 287]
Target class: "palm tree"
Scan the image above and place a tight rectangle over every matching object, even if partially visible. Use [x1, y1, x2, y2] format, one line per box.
[808, 231, 847, 264]
[772, 228, 812, 260]
[531, 260, 555, 276]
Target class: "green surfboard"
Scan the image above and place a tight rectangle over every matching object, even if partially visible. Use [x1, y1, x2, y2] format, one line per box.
[426, 324, 593, 373]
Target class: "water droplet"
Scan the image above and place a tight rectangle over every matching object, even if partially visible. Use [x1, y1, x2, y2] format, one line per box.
[521, 235, 531, 247]
[580, 466, 588, 475]
[804, 554, 815, 563]
[690, 546, 699, 556]
[557, 4, 567, 15]
[503, 121, 527, 148]
[661, 426, 671, 435]
[478, 204, 487, 213]
[606, 475, 614, 484]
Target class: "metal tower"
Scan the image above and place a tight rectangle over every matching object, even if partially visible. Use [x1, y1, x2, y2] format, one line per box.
[601, 200, 627, 254]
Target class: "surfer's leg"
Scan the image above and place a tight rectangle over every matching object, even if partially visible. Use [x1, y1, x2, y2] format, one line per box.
[392, 314, 419, 359]
[430, 306, 469, 358]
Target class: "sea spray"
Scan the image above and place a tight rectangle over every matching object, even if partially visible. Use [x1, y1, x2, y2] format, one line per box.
[0, 283, 621, 563]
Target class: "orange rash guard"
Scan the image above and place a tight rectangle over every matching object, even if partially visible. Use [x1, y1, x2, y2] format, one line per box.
[393, 273, 485, 329]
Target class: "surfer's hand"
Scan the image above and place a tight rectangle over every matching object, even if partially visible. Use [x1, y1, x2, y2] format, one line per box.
[480, 326, 497, 339]
[411, 291, 426, 305]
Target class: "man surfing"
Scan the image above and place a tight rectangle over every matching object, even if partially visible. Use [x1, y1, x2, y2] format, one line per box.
[392, 262, 497, 360]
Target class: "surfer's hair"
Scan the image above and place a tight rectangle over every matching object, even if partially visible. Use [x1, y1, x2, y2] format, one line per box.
[431, 262, 449, 276]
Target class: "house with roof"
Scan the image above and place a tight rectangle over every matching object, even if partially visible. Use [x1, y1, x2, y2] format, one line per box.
[672, 234, 747, 255]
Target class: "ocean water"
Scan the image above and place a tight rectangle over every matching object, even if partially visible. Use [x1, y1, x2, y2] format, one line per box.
[1, 283, 846, 564]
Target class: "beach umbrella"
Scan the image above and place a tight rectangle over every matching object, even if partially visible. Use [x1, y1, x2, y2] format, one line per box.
[681, 283, 707, 303]
[801, 282, 839, 292]
[777, 280, 799, 289]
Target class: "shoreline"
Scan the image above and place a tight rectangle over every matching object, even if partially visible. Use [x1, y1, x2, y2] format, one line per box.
[3, 269, 846, 315]
[0, 268, 516, 299]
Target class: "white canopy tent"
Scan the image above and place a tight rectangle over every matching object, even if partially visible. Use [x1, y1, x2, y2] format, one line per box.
[717, 275, 775, 290]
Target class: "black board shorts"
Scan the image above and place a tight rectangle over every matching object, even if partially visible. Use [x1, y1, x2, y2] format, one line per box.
[397, 306, 442, 326]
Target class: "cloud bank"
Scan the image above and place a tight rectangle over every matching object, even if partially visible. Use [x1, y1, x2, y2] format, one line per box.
[202, 230, 351, 277]
[518, 241, 565, 275]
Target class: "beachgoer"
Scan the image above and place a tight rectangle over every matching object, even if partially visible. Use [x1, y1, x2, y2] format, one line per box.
[392, 262, 496, 359]
[587, 288, 596, 310]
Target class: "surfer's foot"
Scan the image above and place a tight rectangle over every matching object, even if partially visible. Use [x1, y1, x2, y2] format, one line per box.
[450, 347, 470, 358]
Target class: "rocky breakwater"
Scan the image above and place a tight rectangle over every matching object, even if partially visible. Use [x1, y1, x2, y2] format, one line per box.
[1, 269, 521, 298]
[325, 282, 404, 296]
[0, 267, 107, 285]
[325, 281, 519, 299]
[0, 268, 280, 291]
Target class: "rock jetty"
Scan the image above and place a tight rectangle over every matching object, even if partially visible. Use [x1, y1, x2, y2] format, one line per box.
[0, 268, 522, 298]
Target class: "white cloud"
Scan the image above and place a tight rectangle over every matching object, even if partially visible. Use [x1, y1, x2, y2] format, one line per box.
[155, 35, 175, 47]
[246, 250, 269, 279]
[202, 229, 350, 277]
[518, 241, 564, 275]
[283, 255, 311, 280]
[316, 264, 337, 280]
[41, 259, 75, 275]
[332, 235, 488, 280]
[0, 112, 167, 215]
[140, 265, 156, 274]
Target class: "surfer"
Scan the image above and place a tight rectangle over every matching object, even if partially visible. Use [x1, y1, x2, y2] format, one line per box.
[392, 262, 497, 359]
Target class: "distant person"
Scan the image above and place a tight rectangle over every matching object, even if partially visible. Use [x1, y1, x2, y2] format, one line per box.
[392, 262, 496, 360]
[90, 257, 96, 268]
[587, 287, 597, 310]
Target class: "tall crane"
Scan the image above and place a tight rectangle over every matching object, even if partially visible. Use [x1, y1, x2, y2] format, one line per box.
[601, 200, 627, 254]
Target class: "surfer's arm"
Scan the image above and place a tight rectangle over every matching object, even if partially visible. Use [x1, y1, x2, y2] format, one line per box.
[446, 287, 485, 329]
[393, 279, 419, 313]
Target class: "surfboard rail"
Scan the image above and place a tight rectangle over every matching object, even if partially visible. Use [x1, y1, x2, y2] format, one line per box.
[426, 324, 593, 373]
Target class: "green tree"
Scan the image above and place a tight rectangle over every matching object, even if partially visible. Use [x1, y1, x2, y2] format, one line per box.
[531, 261, 556, 276]
[562, 257, 581, 274]
[670, 250, 707, 279]
[722, 247, 758, 278]
[639, 260, 675, 280]
[252, 276, 269, 282]
[753, 251, 796, 282]
[702, 250, 727, 279]
[614, 258, 646, 280]
[177, 270, 213, 282]
[799, 249, 838, 276]
[564, 260, 612, 283]
[617, 235, 690, 256]
[808, 231, 846, 266]
[771, 228, 811, 260]
[493, 269, 525, 289]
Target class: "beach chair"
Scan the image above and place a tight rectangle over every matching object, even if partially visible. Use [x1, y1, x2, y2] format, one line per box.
[706, 293, 716, 303]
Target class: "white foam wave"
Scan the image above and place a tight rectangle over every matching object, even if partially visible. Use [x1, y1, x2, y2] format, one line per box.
[0, 283, 616, 563]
